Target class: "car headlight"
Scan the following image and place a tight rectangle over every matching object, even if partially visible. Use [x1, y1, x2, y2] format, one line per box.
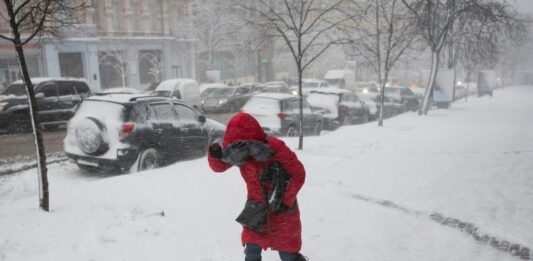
[218, 98, 228, 104]
[0, 102, 8, 112]
[291, 90, 298, 95]
[201, 100, 205, 105]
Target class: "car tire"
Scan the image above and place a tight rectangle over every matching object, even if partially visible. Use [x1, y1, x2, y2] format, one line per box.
[7, 113, 31, 134]
[228, 103, 237, 113]
[285, 126, 297, 137]
[361, 112, 369, 124]
[75, 117, 109, 155]
[342, 115, 352, 126]
[135, 148, 160, 172]
[313, 122, 322, 136]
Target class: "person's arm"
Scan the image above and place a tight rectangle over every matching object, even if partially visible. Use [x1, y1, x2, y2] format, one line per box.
[268, 138, 305, 208]
[207, 143, 232, 172]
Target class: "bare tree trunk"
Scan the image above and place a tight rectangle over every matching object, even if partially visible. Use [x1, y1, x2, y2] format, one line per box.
[420, 51, 440, 115]
[297, 65, 303, 150]
[12, 35, 49, 212]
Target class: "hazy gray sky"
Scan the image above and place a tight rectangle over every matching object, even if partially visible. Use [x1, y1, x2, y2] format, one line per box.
[514, 0, 533, 14]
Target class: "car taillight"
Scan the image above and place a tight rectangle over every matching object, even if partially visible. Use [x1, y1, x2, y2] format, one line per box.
[120, 123, 135, 139]
[277, 112, 287, 120]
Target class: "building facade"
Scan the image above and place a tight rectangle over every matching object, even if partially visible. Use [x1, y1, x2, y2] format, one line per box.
[0, 0, 196, 91]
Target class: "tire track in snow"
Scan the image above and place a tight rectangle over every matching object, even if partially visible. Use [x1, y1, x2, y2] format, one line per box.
[349, 193, 532, 260]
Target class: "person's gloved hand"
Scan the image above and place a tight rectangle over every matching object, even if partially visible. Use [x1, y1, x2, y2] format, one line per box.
[276, 203, 291, 213]
[209, 143, 223, 159]
[222, 141, 249, 166]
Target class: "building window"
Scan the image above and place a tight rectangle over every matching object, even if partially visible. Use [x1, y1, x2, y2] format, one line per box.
[59, 53, 84, 78]
[138, 50, 162, 85]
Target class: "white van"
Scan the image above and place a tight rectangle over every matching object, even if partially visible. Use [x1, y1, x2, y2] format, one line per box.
[153, 79, 201, 108]
[323, 70, 356, 89]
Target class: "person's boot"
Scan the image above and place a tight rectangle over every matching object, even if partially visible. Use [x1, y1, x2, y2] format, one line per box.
[293, 253, 308, 261]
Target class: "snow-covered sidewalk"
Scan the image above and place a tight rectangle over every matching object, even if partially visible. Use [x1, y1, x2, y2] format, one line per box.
[0, 86, 532, 261]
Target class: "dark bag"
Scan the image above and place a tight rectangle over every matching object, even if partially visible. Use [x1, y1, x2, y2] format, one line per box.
[235, 200, 268, 232]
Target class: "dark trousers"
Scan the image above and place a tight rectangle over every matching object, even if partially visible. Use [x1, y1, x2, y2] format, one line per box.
[245, 243, 298, 261]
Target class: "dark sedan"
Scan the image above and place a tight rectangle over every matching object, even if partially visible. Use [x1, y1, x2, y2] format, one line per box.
[201, 86, 253, 113]
[306, 88, 370, 130]
[358, 93, 399, 121]
[242, 93, 323, 136]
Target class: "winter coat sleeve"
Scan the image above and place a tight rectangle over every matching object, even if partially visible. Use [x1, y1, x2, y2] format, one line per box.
[207, 151, 232, 173]
[268, 137, 305, 208]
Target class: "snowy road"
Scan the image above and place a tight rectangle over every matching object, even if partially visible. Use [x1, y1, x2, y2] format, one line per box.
[0, 86, 532, 261]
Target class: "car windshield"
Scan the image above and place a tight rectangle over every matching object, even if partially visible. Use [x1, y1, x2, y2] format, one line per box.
[2, 84, 27, 96]
[242, 97, 280, 113]
[302, 82, 319, 88]
[211, 88, 235, 96]
[325, 79, 342, 86]
[385, 88, 400, 95]
[152, 90, 171, 97]
[201, 88, 219, 96]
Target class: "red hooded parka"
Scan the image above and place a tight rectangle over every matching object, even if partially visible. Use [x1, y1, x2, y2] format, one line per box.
[207, 112, 305, 253]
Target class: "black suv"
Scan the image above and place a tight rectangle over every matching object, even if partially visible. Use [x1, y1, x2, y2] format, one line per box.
[64, 94, 225, 173]
[0, 78, 91, 133]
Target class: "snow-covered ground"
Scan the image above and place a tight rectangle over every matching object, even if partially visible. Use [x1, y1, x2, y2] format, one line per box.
[1, 86, 532, 261]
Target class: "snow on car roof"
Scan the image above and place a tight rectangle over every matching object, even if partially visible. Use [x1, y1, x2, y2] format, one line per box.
[86, 93, 161, 104]
[252, 93, 296, 100]
[309, 87, 350, 95]
[11, 77, 89, 85]
[156, 79, 197, 91]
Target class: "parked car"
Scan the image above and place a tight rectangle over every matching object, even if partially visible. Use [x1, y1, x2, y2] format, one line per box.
[200, 83, 228, 99]
[384, 86, 419, 112]
[241, 93, 323, 137]
[64, 94, 225, 173]
[99, 87, 141, 94]
[152, 79, 201, 109]
[289, 79, 329, 96]
[358, 93, 398, 121]
[239, 83, 265, 94]
[261, 84, 290, 94]
[0, 77, 92, 133]
[306, 88, 369, 130]
[201, 86, 253, 113]
[265, 81, 289, 89]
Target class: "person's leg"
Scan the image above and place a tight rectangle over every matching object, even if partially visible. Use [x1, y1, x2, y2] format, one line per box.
[279, 251, 307, 261]
[245, 243, 262, 261]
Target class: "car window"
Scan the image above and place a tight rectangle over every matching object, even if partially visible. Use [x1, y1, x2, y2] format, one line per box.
[341, 94, 352, 102]
[57, 81, 75, 96]
[151, 103, 175, 121]
[129, 104, 151, 123]
[174, 104, 197, 122]
[173, 91, 182, 99]
[74, 82, 90, 97]
[38, 83, 57, 97]
[302, 100, 312, 113]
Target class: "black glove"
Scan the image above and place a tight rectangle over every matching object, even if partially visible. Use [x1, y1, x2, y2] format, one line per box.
[222, 141, 249, 166]
[209, 143, 223, 159]
[275, 203, 291, 213]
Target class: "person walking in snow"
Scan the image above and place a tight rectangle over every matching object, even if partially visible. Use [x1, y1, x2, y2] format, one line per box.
[207, 112, 307, 261]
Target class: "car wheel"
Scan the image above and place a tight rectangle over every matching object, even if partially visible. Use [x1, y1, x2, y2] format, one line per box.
[313, 122, 322, 136]
[75, 117, 109, 155]
[7, 113, 31, 134]
[361, 113, 369, 124]
[285, 126, 297, 137]
[228, 103, 237, 113]
[135, 148, 160, 172]
[342, 115, 352, 126]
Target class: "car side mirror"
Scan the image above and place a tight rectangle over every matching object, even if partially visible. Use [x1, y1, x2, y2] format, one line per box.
[35, 93, 45, 99]
[198, 115, 206, 123]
